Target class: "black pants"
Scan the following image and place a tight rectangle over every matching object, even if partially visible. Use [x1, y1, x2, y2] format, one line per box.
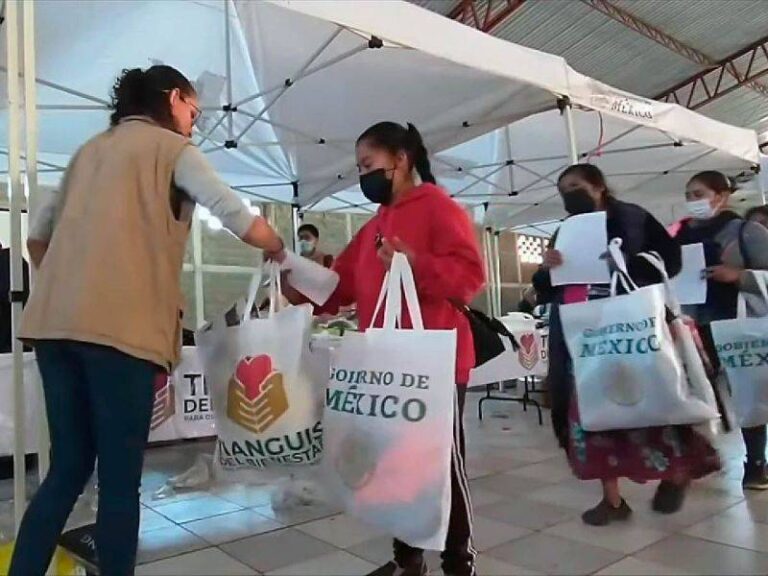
[699, 324, 768, 467]
[743, 426, 767, 466]
[393, 386, 475, 576]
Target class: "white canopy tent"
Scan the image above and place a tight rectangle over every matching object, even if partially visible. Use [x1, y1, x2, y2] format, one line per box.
[1, 0, 763, 531]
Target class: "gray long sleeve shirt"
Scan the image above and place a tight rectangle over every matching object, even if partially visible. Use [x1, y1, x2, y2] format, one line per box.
[30, 144, 254, 242]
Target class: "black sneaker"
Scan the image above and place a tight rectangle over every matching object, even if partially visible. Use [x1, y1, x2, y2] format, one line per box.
[581, 498, 632, 526]
[367, 560, 429, 576]
[652, 481, 687, 514]
[743, 462, 768, 491]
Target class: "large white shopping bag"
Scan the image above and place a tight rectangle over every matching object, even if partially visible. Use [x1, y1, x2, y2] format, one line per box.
[323, 253, 456, 550]
[711, 271, 768, 427]
[196, 264, 323, 474]
[559, 239, 719, 432]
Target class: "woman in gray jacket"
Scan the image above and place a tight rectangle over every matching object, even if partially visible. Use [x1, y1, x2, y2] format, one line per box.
[675, 171, 768, 490]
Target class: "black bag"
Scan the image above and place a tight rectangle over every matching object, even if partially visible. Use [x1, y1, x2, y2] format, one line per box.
[458, 306, 519, 367]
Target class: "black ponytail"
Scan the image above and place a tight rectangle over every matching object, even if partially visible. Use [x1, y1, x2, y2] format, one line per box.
[406, 123, 436, 185]
[357, 121, 436, 185]
[110, 65, 195, 129]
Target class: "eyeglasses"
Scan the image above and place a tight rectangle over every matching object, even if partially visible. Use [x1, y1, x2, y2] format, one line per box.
[162, 89, 202, 125]
[182, 97, 202, 125]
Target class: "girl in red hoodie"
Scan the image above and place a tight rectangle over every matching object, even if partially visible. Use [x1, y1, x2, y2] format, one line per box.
[321, 122, 485, 576]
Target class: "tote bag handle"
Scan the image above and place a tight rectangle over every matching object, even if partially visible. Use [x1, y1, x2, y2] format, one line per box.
[737, 270, 768, 319]
[371, 252, 425, 331]
[242, 262, 283, 323]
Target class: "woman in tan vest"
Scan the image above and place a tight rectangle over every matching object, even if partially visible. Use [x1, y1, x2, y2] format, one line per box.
[10, 66, 285, 576]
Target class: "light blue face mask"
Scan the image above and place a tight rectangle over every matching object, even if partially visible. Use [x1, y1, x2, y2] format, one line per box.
[298, 239, 316, 256]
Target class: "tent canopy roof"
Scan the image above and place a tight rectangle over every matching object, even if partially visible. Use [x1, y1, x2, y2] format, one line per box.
[0, 0, 760, 226]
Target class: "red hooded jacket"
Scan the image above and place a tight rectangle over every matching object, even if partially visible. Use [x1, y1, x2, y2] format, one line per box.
[320, 183, 485, 384]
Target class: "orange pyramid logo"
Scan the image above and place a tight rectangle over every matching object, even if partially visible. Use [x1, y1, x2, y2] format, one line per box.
[518, 333, 539, 371]
[227, 355, 288, 434]
[151, 374, 175, 431]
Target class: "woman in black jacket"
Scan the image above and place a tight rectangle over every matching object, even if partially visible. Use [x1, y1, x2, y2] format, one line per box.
[534, 164, 720, 527]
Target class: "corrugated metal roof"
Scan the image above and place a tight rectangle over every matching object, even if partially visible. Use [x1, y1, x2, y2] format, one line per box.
[491, 1, 702, 97]
[412, 0, 768, 136]
[612, 0, 768, 60]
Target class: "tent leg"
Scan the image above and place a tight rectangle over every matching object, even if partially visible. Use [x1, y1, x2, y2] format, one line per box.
[492, 231, 502, 315]
[345, 213, 353, 244]
[224, 0, 234, 140]
[561, 97, 579, 165]
[291, 205, 302, 253]
[192, 212, 205, 328]
[482, 228, 494, 316]
[6, 0, 27, 532]
[22, 0, 49, 482]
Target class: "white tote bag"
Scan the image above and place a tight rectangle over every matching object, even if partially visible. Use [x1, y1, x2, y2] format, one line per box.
[711, 271, 768, 427]
[559, 239, 719, 432]
[323, 253, 456, 550]
[196, 263, 323, 474]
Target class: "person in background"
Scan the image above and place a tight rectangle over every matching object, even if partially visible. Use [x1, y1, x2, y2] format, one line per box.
[746, 204, 768, 229]
[534, 163, 719, 526]
[278, 223, 335, 308]
[297, 223, 334, 268]
[673, 172, 768, 490]
[0, 241, 29, 353]
[10, 66, 284, 576]
[517, 286, 537, 314]
[296, 122, 484, 576]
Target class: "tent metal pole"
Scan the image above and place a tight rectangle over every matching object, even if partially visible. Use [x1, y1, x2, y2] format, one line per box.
[504, 125, 515, 194]
[492, 231, 502, 315]
[36, 104, 109, 111]
[234, 42, 366, 143]
[482, 227, 493, 315]
[234, 27, 343, 109]
[5, 0, 27, 532]
[562, 98, 579, 165]
[224, 0, 234, 140]
[192, 212, 205, 328]
[23, 0, 49, 481]
[291, 182, 301, 252]
[0, 66, 109, 106]
[345, 213, 353, 244]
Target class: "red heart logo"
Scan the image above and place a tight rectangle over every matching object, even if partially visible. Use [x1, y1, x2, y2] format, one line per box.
[521, 333, 536, 354]
[154, 373, 171, 393]
[235, 355, 273, 400]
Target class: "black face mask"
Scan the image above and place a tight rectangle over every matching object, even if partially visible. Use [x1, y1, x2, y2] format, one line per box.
[562, 188, 596, 215]
[360, 168, 394, 206]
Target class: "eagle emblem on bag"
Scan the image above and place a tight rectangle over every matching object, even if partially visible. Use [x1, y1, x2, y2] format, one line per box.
[227, 355, 288, 434]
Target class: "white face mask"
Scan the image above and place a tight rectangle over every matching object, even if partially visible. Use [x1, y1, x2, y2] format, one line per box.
[686, 198, 717, 220]
[298, 239, 316, 256]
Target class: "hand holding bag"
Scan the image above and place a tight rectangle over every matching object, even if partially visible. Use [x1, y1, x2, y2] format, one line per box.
[559, 239, 719, 432]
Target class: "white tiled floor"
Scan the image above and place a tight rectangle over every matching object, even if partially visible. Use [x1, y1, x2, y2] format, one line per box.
[4, 391, 768, 575]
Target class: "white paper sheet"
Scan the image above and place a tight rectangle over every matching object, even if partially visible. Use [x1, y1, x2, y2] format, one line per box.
[281, 250, 340, 305]
[551, 212, 610, 286]
[671, 243, 707, 305]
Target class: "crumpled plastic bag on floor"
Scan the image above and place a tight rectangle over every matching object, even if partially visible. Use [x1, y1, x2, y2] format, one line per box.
[152, 454, 213, 501]
[271, 474, 326, 510]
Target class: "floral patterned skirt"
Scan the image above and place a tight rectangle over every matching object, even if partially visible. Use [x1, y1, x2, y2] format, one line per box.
[567, 395, 721, 482]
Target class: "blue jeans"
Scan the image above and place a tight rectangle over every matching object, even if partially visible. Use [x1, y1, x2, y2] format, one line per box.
[10, 341, 159, 576]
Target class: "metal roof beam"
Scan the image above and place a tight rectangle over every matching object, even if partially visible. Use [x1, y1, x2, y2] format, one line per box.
[582, 0, 768, 103]
[654, 36, 768, 110]
[447, 0, 526, 34]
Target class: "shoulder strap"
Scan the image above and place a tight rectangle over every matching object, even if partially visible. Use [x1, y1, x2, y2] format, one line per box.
[739, 221, 753, 269]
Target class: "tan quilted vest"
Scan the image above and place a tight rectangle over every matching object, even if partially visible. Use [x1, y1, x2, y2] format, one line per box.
[21, 117, 192, 369]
